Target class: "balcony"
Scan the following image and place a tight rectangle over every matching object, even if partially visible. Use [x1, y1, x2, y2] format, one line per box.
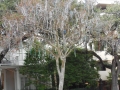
[1, 49, 26, 66]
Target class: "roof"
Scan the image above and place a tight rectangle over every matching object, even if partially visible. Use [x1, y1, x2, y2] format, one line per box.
[96, 3, 110, 10]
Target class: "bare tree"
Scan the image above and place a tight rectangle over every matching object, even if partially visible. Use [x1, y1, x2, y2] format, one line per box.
[0, 12, 32, 62]
[2, 0, 94, 90]
[3, 0, 120, 90]
[86, 2, 120, 90]
[3, 0, 105, 90]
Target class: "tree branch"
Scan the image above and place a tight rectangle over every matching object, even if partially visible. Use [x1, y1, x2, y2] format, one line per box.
[76, 49, 112, 69]
[0, 33, 31, 63]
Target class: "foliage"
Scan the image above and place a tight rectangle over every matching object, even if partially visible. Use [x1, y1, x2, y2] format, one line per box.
[0, 0, 19, 26]
[64, 49, 99, 89]
[20, 40, 55, 90]
[0, 0, 19, 11]
[100, 2, 120, 90]
[106, 73, 112, 85]
[20, 45, 100, 90]
[107, 72, 120, 85]
[101, 2, 120, 25]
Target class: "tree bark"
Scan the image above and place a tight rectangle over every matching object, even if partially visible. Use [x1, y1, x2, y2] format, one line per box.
[111, 59, 119, 90]
[56, 57, 66, 90]
[0, 47, 9, 63]
[76, 50, 106, 69]
[59, 70, 65, 90]
[58, 59, 66, 90]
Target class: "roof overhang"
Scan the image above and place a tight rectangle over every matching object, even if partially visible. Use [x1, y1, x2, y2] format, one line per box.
[96, 3, 112, 10]
[0, 64, 23, 69]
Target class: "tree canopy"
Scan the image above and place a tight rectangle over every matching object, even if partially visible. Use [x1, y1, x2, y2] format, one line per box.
[20, 44, 99, 89]
[64, 49, 99, 89]
[20, 40, 54, 90]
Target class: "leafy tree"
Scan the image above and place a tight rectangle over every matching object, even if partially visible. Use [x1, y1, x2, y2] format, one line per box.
[0, 0, 19, 25]
[0, 0, 18, 11]
[107, 72, 120, 89]
[96, 3, 120, 90]
[64, 49, 99, 89]
[20, 45, 100, 90]
[81, 1, 120, 90]
[20, 40, 54, 90]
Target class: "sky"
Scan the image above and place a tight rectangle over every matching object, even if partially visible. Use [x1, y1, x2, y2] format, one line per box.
[78, 0, 120, 4]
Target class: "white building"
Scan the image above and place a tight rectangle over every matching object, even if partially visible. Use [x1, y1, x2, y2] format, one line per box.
[0, 48, 34, 90]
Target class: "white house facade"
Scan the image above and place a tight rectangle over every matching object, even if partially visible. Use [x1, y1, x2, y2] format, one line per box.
[0, 48, 36, 90]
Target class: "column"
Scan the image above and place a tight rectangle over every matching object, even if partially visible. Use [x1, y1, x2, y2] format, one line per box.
[0, 69, 2, 90]
[3, 69, 6, 90]
[15, 68, 21, 90]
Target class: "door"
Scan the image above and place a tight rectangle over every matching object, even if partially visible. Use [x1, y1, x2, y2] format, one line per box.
[5, 69, 15, 90]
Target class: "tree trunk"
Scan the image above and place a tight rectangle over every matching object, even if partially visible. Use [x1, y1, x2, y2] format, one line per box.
[56, 57, 66, 90]
[0, 47, 9, 63]
[54, 71, 58, 90]
[111, 59, 119, 90]
[58, 66, 65, 90]
[111, 70, 119, 90]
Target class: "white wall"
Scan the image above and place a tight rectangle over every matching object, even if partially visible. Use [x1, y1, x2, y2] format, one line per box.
[93, 51, 113, 62]
[98, 71, 111, 80]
